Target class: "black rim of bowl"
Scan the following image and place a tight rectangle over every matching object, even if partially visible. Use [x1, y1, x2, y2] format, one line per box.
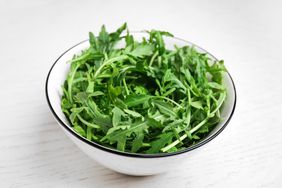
[45, 35, 237, 158]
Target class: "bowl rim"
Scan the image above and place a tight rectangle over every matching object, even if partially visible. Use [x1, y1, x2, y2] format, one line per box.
[45, 33, 237, 158]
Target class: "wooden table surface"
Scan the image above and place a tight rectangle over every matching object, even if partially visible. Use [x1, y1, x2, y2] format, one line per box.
[1, 0, 282, 187]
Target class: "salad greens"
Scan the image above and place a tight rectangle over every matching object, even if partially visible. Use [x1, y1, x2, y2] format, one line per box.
[61, 23, 227, 154]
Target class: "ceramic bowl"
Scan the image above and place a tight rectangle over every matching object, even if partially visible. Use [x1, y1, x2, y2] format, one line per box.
[45, 32, 236, 176]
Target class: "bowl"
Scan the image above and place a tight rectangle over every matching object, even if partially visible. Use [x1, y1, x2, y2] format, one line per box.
[45, 32, 236, 176]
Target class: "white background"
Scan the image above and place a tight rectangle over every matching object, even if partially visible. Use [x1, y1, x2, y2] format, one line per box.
[1, 0, 282, 187]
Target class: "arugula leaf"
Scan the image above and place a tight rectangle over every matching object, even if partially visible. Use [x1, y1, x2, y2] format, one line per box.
[101, 120, 148, 151]
[126, 44, 154, 58]
[99, 25, 109, 46]
[124, 109, 143, 118]
[148, 30, 173, 55]
[145, 132, 174, 154]
[124, 94, 152, 107]
[208, 82, 225, 90]
[109, 23, 127, 41]
[153, 100, 177, 117]
[131, 133, 144, 153]
[190, 101, 203, 109]
[112, 106, 126, 127]
[73, 124, 86, 137]
[89, 32, 99, 50]
[61, 23, 227, 154]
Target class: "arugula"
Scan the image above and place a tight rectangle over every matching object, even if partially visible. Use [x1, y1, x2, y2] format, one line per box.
[61, 23, 227, 154]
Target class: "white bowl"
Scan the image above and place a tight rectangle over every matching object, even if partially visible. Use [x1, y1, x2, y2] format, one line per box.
[45, 32, 236, 176]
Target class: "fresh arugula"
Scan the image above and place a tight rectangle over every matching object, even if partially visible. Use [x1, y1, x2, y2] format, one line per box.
[61, 23, 227, 154]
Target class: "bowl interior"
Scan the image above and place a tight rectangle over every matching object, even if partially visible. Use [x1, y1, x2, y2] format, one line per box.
[46, 32, 236, 156]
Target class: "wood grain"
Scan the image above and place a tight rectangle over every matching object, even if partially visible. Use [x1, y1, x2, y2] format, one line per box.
[1, 0, 282, 187]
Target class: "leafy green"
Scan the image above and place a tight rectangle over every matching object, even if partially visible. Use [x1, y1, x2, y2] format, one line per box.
[146, 132, 174, 154]
[112, 106, 125, 127]
[124, 94, 152, 107]
[61, 23, 227, 154]
[126, 44, 154, 58]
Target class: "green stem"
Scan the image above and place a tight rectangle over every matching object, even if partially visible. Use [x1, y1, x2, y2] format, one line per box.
[77, 114, 100, 129]
[86, 126, 92, 140]
[67, 64, 80, 103]
[69, 50, 91, 63]
[142, 143, 151, 147]
[73, 77, 87, 84]
[161, 118, 208, 152]
[185, 89, 191, 128]
[149, 51, 158, 66]
[163, 88, 176, 97]
[93, 55, 127, 80]
[153, 96, 183, 109]
[209, 92, 226, 117]
[123, 78, 130, 95]
[97, 74, 113, 78]
[67, 50, 92, 103]
[189, 118, 209, 134]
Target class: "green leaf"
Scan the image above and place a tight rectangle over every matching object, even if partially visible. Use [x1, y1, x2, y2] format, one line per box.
[131, 133, 144, 152]
[86, 81, 94, 93]
[208, 82, 225, 90]
[148, 110, 166, 124]
[69, 107, 84, 124]
[86, 126, 93, 140]
[89, 32, 99, 50]
[99, 25, 109, 44]
[163, 69, 186, 90]
[162, 119, 184, 132]
[88, 91, 104, 97]
[124, 94, 152, 107]
[110, 22, 127, 41]
[153, 100, 177, 117]
[190, 101, 203, 109]
[74, 92, 88, 104]
[146, 117, 163, 129]
[102, 120, 148, 151]
[112, 106, 126, 127]
[61, 98, 72, 109]
[87, 100, 112, 133]
[108, 85, 122, 97]
[73, 125, 86, 137]
[115, 98, 128, 109]
[145, 132, 174, 154]
[124, 109, 143, 118]
[125, 32, 134, 47]
[134, 86, 148, 95]
[126, 44, 154, 58]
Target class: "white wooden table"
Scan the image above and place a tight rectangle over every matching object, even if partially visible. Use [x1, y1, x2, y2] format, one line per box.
[1, 0, 282, 187]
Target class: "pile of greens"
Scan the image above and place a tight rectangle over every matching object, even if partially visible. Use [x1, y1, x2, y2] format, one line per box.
[61, 23, 227, 154]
